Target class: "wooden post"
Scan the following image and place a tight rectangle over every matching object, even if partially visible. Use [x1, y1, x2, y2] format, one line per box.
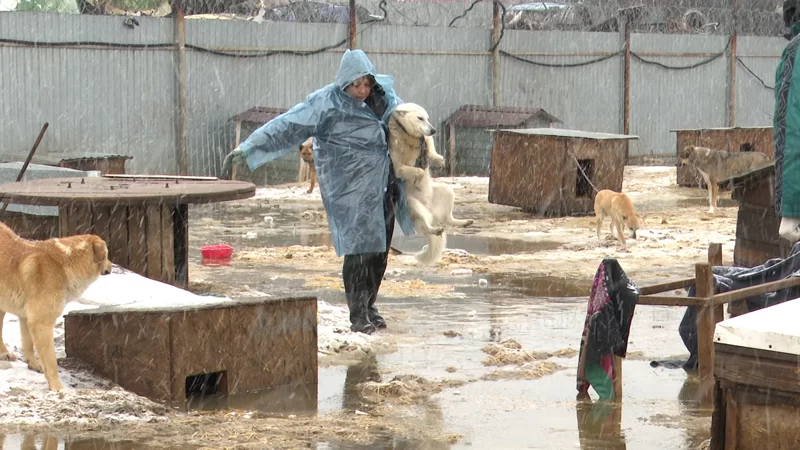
[491, 1, 501, 107]
[622, 12, 632, 136]
[349, 0, 357, 49]
[448, 121, 457, 177]
[613, 355, 623, 402]
[695, 262, 716, 403]
[728, 0, 739, 127]
[708, 243, 725, 323]
[175, 5, 189, 175]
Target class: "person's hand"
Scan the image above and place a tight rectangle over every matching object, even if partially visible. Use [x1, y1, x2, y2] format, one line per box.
[221, 147, 244, 180]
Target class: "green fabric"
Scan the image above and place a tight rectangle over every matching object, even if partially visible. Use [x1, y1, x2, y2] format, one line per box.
[584, 361, 615, 401]
[774, 28, 800, 217]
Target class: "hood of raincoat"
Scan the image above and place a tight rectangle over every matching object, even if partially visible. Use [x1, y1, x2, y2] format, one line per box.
[335, 49, 376, 89]
[235, 49, 416, 256]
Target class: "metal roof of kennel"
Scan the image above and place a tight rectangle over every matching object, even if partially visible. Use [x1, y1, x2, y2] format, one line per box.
[444, 105, 563, 128]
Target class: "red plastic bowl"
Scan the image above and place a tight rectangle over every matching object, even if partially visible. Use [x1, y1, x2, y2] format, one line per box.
[201, 244, 233, 260]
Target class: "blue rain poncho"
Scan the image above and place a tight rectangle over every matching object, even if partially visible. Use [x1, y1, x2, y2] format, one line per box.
[238, 49, 415, 256]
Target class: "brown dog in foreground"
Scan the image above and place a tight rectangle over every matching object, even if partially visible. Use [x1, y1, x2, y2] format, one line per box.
[594, 189, 641, 251]
[0, 222, 113, 391]
[297, 137, 316, 194]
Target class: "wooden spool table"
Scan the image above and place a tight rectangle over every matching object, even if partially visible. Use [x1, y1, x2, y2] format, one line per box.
[0, 175, 255, 288]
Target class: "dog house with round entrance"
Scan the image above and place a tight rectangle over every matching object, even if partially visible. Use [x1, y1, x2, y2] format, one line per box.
[443, 105, 562, 177]
[488, 128, 638, 216]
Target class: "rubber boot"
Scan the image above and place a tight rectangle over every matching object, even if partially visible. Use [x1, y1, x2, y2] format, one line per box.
[347, 290, 376, 335]
[367, 292, 387, 329]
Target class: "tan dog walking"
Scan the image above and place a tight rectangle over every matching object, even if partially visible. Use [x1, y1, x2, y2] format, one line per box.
[0, 222, 113, 391]
[594, 189, 640, 251]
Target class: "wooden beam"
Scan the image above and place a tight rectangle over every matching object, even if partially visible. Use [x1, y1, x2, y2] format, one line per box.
[637, 295, 708, 307]
[448, 122, 457, 178]
[638, 277, 695, 295]
[712, 276, 800, 306]
[728, 0, 739, 127]
[708, 242, 725, 322]
[175, 6, 188, 175]
[622, 12, 632, 135]
[349, 0, 357, 49]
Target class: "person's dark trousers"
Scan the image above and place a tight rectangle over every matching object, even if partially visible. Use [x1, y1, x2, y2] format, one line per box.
[342, 164, 398, 334]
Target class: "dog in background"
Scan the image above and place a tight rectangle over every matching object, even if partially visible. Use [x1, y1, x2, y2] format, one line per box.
[678, 145, 770, 214]
[594, 189, 640, 251]
[387, 102, 473, 266]
[0, 222, 113, 391]
[297, 137, 316, 194]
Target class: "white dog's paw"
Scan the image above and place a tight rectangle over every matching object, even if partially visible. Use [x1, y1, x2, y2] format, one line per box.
[430, 154, 445, 168]
[27, 359, 43, 373]
[0, 351, 17, 362]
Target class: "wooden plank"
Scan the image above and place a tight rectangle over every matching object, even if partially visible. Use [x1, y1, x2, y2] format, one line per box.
[710, 382, 726, 450]
[107, 204, 130, 268]
[696, 262, 715, 403]
[724, 387, 738, 450]
[712, 277, 800, 306]
[173, 204, 189, 288]
[160, 204, 175, 285]
[613, 355, 623, 402]
[145, 205, 162, 281]
[102, 174, 219, 181]
[715, 349, 800, 395]
[637, 295, 708, 307]
[73, 203, 94, 235]
[127, 205, 147, 276]
[708, 243, 725, 323]
[92, 205, 111, 242]
[639, 277, 696, 295]
[448, 122, 456, 178]
[734, 237, 790, 268]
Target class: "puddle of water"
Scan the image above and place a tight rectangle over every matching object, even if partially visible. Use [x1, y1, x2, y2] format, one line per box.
[488, 272, 592, 298]
[392, 233, 562, 255]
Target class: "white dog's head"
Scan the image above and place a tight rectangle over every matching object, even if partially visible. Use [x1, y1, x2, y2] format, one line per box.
[392, 103, 436, 138]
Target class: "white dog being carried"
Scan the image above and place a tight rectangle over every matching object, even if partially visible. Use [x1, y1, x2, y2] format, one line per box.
[387, 102, 473, 266]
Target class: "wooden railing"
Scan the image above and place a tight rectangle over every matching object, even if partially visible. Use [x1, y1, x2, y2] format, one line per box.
[616, 243, 800, 402]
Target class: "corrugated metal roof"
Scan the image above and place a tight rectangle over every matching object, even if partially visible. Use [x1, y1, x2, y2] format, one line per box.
[496, 128, 639, 140]
[445, 105, 563, 128]
[670, 126, 772, 132]
[232, 107, 289, 124]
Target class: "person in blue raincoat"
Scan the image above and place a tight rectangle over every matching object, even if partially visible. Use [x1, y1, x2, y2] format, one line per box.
[221, 49, 415, 334]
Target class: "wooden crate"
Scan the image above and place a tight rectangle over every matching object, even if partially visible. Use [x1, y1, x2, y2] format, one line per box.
[674, 127, 774, 188]
[712, 299, 800, 449]
[64, 297, 318, 406]
[730, 162, 792, 267]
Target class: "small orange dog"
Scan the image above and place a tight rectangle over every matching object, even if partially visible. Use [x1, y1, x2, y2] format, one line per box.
[297, 137, 316, 194]
[594, 189, 641, 251]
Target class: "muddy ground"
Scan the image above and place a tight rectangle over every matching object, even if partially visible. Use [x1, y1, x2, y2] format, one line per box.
[0, 166, 727, 449]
